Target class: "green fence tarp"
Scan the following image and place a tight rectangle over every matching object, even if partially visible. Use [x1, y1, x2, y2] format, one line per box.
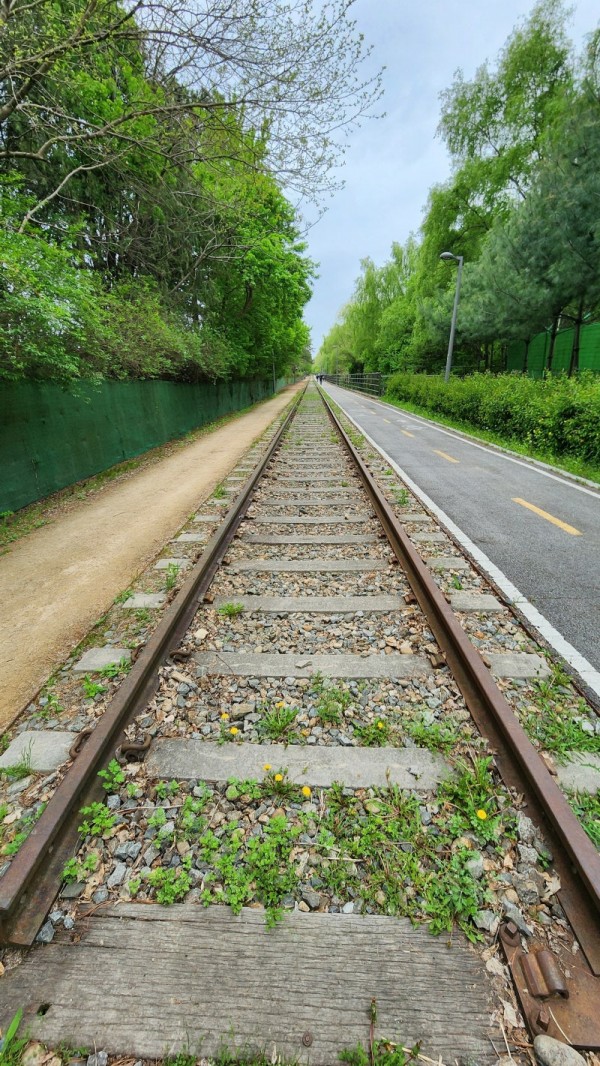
[0, 376, 282, 513]
[506, 322, 600, 376]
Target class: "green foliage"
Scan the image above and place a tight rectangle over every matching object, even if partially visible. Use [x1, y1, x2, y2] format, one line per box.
[423, 849, 486, 937]
[148, 865, 192, 904]
[164, 563, 180, 591]
[218, 601, 245, 617]
[82, 675, 107, 699]
[567, 790, 600, 848]
[1, 802, 47, 856]
[78, 801, 117, 837]
[155, 780, 180, 800]
[0, 0, 388, 386]
[1, 743, 32, 781]
[259, 703, 298, 740]
[164, 1055, 195, 1066]
[386, 371, 600, 464]
[354, 718, 391, 746]
[98, 759, 125, 792]
[405, 716, 461, 754]
[62, 853, 99, 884]
[317, 780, 492, 939]
[0, 1009, 27, 1066]
[522, 697, 600, 758]
[340, 1040, 418, 1066]
[317, 5, 600, 379]
[311, 673, 352, 725]
[439, 757, 506, 845]
[99, 657, 131, 679]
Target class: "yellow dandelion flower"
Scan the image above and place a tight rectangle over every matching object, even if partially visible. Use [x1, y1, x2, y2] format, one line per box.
[263, 763, 272, 771]
[301, 786, 312, 798]
[276, 701, 286, 708]
[376, 721, 384, 730]
[229, 726, 239, 736]
[476, 809, 487, 820]
[220, 712, 229, 720]
[274, 773, 284, 783]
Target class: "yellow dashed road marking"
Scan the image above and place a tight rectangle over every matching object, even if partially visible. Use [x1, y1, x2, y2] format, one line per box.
[383, 418, 391, 424]
[512, 498, 582, 536]
[433, 449, 459, 464]
[401, 430, 415, 438]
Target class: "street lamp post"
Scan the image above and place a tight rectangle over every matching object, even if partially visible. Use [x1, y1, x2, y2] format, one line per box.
[440, 251, 464, 382]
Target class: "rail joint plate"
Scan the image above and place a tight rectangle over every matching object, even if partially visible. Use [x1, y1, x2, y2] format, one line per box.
[499, 921, 600, 1048]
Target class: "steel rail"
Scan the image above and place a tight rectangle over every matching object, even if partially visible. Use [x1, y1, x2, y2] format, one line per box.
[0, 391, 304, 946]
[321, 390, 600, 975]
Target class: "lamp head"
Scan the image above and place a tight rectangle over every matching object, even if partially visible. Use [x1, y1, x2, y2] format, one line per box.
[439, 251, 458, 261]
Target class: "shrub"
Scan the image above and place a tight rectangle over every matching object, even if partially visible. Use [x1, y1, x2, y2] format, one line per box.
[386, 371, 600, 464]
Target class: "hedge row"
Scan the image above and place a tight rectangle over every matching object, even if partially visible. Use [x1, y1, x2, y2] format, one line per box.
[385, 371, 600, 464]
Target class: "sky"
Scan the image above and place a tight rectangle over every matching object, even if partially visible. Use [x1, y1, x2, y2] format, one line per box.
[303, 0, 600, 356]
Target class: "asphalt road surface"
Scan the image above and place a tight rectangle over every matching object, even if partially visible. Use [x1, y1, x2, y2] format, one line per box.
[323, 382, 600, 693]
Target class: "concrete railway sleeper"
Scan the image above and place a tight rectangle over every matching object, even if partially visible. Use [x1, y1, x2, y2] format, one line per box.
[0, 383, 599, 1062]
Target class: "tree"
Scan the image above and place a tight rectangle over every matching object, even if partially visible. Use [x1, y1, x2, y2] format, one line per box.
[459, 30, 600, 366]
[438, 0, 573, 211]
[0, 0, 383, 221]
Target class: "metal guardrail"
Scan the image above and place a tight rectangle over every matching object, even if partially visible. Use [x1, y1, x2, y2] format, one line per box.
[322, 373, 390, 397]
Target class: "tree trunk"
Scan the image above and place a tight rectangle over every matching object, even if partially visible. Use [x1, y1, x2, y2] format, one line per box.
[546, 316, 559, 373]
[523, 338, 530, 375]
[568, 297, 585, 377]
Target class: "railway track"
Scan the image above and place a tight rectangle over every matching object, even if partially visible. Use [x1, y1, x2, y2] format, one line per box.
[1, 383, 599, 1061]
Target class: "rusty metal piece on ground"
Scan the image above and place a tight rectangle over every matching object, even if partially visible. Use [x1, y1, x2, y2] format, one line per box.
[429, 654, 445, 670]
[169, 649, 191, 663]
[520, 950, 568, 1000]
[499, 921, 600, 1048]
[203, 593, 215, 604]
[404, 592, 417, 605]
[68, 727, 94, 760]
[0, 391, 303, 947]
[322, 394, 600, 974]
[115, 733, 152, 764]
[302, 1032, 313, 1047]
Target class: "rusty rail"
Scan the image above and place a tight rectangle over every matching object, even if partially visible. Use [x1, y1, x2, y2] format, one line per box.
[321, 391, 600, 976]
[0, 392, 303, 945]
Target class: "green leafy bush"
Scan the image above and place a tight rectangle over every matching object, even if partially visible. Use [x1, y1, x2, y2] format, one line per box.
[386, 371, 600, 463]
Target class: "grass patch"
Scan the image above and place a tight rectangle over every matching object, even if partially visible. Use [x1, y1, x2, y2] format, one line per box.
[258, 702, 298, 740]
[519, 666, 600, 759]
[0, 1010, 27, 1066]
[218, 601, 245, 618]
[311, 673, 352, 725]
[567, 790, 600, 848]
[1, 742, 33, 781]
[1, 802, 47, 857]
[404, 715, 462, 754]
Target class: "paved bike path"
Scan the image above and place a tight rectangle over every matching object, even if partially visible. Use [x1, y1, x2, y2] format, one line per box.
[324, 383, 600, 690]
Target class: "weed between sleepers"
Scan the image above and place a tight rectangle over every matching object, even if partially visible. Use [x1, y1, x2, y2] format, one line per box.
[63, 755, 515, 939]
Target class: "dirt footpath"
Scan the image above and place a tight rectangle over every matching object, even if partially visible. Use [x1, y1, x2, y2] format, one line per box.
[0, 384, 303, 730]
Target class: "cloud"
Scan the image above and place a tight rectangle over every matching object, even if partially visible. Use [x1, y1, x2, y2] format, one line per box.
[304, 0, 599, 353]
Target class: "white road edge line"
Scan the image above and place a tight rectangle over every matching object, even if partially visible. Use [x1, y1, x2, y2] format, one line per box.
[335, 387, 599, 499]
[332, 394, 600, 700]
